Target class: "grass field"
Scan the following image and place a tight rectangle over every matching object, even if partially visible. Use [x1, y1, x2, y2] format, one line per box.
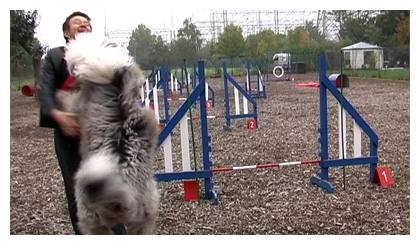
[333, 68, 410, 81]
[10, 78, 34, 90]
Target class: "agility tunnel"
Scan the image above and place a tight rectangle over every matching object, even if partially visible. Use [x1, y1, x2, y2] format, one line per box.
[21, 84, 36, 97]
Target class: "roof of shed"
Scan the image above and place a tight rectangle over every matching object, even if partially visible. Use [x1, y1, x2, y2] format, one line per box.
[341, 41, 382, 50]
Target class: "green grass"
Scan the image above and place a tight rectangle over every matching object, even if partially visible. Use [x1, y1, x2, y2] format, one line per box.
[10, 78, 35, 90]
[331, 68, 410, 81]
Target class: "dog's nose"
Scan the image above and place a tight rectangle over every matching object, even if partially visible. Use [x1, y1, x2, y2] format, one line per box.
[85, 181, 104, 196]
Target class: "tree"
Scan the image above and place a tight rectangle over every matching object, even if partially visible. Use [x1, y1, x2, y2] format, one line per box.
[201, 40, 223, 76]
[10, 43, 25, 88]
[10, 10, 48, 86]
[10, 10, 37, 48]
[255, 29, 279, 56]
[245, 29, 281, 66]
[395, 12, 410, 45]
[216, 24, 245, 67]
[288, 26, 310, 47]
[173, 37, 193, 66]
[29, 38, 46, 86]
[330, 10, 380, 43]
[375, 10, 409, 46]
[175, 18, 203, 66]
[151, 36, 170, 66]
[305, 21, 324, 42]
[245, 33, 260, 62]
[128, 24, 157, 69]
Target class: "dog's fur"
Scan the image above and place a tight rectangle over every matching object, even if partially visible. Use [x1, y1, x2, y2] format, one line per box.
[57, 33, 159, 235]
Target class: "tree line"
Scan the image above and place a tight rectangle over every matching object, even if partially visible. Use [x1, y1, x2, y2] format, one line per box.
[128, 10, 409, 71]
[10, 10, 47, 85]
[10, 10, 410, 83]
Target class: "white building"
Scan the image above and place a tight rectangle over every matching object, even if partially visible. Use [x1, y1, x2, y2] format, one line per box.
[341, 42, 384, 69]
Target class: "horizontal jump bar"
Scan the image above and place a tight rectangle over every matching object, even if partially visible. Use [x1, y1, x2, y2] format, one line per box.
[227, 114, 257, 119]
[211, 160, 321, 172]
[188, 115, 226, 120]
[154, 157, 378, 181]
[154, 160, 320, 181]
[155, 170, 212, 182]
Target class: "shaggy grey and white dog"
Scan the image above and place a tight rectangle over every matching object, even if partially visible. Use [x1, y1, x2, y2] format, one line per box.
[56, 33, 159, 235]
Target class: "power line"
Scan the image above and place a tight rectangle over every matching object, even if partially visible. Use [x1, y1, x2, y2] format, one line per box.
[105, 10, 340, 47]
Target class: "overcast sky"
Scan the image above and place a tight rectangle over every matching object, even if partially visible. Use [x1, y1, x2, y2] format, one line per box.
[35, 8, 195, 48]
[9, 0, 416, 49]
[7, 0, 353, 48]
[10, 0, 219, 48]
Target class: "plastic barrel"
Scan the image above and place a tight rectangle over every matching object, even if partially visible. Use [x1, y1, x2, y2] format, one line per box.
[328, 74, 349, 88]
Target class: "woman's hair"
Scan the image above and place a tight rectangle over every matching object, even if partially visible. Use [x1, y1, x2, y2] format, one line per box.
[62, 11, 92, 42]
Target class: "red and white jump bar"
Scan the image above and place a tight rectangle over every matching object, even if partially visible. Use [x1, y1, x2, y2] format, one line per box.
[188, 115, 226, 120]
[211, 160, 321, 173]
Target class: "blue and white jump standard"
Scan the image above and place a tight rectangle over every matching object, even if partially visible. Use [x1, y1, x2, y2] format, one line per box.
[223, 62, 258, 131]
[310, 55, 379, 193]
[154, 60, 218, 202]
[245, 60, 266, 99]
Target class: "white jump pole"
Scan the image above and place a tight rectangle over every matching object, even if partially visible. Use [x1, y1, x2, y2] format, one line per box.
[170, 73, 174, 92]
[246, 70, 250, 92]
[338, 102, 347, 159]
[234, 88, 240, 115]
[143, 78, 151, 108]
[243, 94, 248, 114]
[180, 114, 191, 171]
[205, 82, 209, 101]
[233, 85, 249, 115]
[141, 80, 145, 103]
[153, 83, 159, 122]
[163, 135, 173, 172]
[258, 70, 263, 93]
[175, 75, 178, 93]
[354, 121, 362, 157]
[162, 113, 192, 173]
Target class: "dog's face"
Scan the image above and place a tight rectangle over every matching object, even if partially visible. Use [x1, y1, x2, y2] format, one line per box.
[65, 33, 134, 85]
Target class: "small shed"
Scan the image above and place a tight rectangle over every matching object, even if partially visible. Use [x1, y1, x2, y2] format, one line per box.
[341, 42, 384, 69]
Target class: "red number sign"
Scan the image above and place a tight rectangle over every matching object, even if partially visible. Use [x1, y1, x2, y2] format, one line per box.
[372, 166, 393, 187]
[247, 119, 256, 130]
[183, 180, 198, 201]
[206, 101, 212, 108]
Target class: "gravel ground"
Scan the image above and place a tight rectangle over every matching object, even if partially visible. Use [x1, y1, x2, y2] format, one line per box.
[10, 73, 410, 236]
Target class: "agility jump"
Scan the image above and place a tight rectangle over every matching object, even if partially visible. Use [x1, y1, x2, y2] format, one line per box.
[310, 55, 378, 193]
[223, 62, 258, 131]
[244, 60, 266, 99]
[153, 60, 217, 202]
[151, 55, 379, 203]
[142, 64, 216, 125]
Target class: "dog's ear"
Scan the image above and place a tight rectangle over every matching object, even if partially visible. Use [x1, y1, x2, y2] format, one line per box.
[116, 64, 158, 147]
[115, 64, 145, 118]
